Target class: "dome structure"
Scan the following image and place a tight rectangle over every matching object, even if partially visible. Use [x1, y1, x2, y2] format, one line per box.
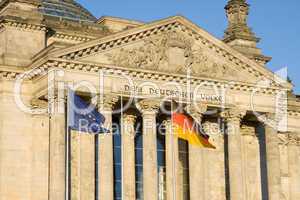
[39, 0, 97, 22]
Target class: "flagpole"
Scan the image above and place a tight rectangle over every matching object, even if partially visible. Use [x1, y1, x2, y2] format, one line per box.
[121, 93, 124, 199]
[66, 89, 70, 200]
[171, 99, 176, 200]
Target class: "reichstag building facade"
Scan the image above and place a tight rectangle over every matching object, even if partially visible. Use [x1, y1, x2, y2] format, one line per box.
[0, 0, 299, 200]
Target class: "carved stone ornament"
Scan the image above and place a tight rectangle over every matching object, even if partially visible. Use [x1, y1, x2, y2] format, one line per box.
[220, 108, 246, 123]
[107, 31, 193, 73]
[277, 133, 289, 145]
[277, 132, 300, 146]
[122, 114, 137, 125]
[185, 104, 208, 120]
[99, 95, 119, 111]
[136, 99, 161, 114]
[188, 48, 237, 79]
[287, 133, 300, 146]
[241, 125, 256, 137]
[107, 31, 239, 79]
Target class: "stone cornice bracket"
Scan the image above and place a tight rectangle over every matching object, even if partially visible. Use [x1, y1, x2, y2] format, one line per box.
[220, 107, 246, 123]
[136, 99, 161, 115]
[98, 94, 119, 112]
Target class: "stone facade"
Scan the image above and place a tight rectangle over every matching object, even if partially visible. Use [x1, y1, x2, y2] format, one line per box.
[0, 0, 300, 200]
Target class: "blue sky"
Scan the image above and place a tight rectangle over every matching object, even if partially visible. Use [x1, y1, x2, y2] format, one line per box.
[78, 0, 300, 94]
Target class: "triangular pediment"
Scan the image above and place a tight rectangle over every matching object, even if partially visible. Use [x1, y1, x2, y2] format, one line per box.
[49, 16, 291, 89]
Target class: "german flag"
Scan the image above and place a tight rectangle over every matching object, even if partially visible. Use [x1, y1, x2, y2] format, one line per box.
[171, 112, 216, 149]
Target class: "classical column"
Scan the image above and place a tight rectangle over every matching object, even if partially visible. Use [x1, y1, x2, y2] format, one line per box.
[202, 121, 226, 200]
[222, 108, 246, 200]
[70, 131, 80, 200]
[71, 111, 96, 200]
[48, 87, 66, 200]
[240, 125, 262, 200]
[70, 96, 97, 200]
[137, 99, 160, 200]
[264, 113, 281, 200]
[287, 133, 300, 200]
[164, 119, 180, 200]
[122, 114, 137, 200]
[79, 134, 95, 200]
[185, 104, 207, 200]
[98, 95, 118, 200]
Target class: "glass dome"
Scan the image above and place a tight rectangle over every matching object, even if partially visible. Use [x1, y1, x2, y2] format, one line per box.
[39, 0, 97, 22]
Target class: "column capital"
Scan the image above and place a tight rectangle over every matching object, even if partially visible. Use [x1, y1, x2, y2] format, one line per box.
[185, 103, 207, 120]
[221, 107, 246, 123]
[136, 99, 161, 115]
[98, 94, 118, 111]
[122, 114, 137, 125]
[241, 125, 256, 137]
[287, 132, 300, 146]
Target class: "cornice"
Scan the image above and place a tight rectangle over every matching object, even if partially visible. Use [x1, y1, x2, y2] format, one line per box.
[0, 70, 20, 80]
[52, 32, 93, 42]
[0, 18, 46, 32]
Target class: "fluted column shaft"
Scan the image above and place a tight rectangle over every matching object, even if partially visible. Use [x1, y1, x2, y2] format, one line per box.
[223, 109, 246, 200]
[122, 114, 137, 200]
[264, 115, 281, 200]
[137, 99, 160, 200]
[98, 95, 118, 200]
[48, 87, 66, 200]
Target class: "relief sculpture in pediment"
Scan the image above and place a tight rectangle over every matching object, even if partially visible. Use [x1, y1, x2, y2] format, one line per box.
[107, 31, 192, 73]
[107, 31, 239, 80]
[187, 48, 237, 79]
